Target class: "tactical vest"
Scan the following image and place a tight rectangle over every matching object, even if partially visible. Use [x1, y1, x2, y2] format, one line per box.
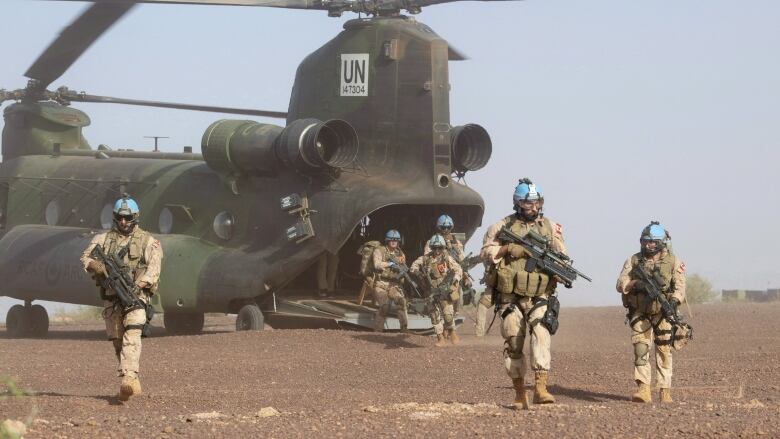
[103, 227, 152, 284]
[495, 215, 556, 297]
[376, 246, 405, 281]
[626, 251, 677, 314]
[422, 254, 451, 288]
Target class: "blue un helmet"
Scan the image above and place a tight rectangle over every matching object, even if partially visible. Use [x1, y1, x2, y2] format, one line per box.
[436, 214, 454, 231]
[428, 234, 447, 249]
[640, 221, 667, 256]
[385, 229, 401, 242]
[513, 178, 543, 205]
[113, 194, 140, 228]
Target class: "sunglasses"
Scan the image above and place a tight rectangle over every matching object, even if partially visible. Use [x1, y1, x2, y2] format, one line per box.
[115, 215, 134, 222]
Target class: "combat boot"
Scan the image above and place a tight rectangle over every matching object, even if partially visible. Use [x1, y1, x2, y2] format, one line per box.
[533, 370, 555, 404]
[631, 380, 652, 403]
[512, 378, 530, 410]
[659, 388, 673, 403]
[434, 333, 447, 347]
[118, 375, 141, 401]
[448, 329, 460, 345]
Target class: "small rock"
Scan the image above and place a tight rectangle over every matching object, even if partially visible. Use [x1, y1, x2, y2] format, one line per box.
[363, 406, 379, 413]
[163, 426, 174, 433]
[1, 420, 27, 438]
[191, 411, 224, 420]
[256, 407, 281, 418]
[745, 399, 765, 409]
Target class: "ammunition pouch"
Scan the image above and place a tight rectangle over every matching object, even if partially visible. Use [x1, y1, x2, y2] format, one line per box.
[495, 258, 553, 297]
[671, 322, 693, 351]
[540, 294, 560, 335]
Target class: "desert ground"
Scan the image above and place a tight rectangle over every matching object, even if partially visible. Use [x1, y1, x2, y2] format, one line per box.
[1, 302, 779, 438]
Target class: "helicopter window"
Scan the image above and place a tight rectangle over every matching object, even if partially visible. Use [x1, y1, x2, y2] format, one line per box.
[213, 211, 235, 241]
[45, 200, 60, 226]
[437, 174, 450, 188]
[100, 203, 113, 229]
[159, 208, 174, 235]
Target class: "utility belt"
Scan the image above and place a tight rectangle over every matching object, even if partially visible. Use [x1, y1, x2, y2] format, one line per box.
[102, 288, 155, 337]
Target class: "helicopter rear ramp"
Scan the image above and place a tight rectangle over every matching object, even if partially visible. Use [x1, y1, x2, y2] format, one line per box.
[261, 294, 463, 333]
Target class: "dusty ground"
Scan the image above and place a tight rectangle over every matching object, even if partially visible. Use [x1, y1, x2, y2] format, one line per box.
[1, 302, 779, 438]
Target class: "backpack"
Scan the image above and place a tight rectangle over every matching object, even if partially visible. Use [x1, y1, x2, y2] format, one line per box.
[357, 240, 382, 277]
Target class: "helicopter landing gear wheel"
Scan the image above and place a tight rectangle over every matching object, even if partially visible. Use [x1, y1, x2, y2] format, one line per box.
[164, 312, 205, 335]
[236, 304, 264, 331]
[6, 304, 29, 337]
[29, 304, 49, 338]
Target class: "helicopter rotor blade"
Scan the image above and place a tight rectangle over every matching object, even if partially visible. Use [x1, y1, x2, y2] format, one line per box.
[25, 2, 137, 89]
[58, 88, 287, 118]
[37, 0, 522, 15]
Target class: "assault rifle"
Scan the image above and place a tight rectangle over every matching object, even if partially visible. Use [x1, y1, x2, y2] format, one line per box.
[458, 252, 483, 273]
[496, 227, 592, 288]
[90, 244, 154, 336]
[427, 268, 458, 302]
[456, 252, 481, 305]
[629, 265, 681, 326]
[388, 255, 424, 298]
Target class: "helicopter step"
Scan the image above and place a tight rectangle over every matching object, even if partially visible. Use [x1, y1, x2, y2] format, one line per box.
[261, 291, 463, 334]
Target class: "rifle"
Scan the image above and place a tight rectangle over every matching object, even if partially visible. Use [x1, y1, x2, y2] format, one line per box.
[388, 255, 424, 298]
[496, 227, 592, 288]
[90, 244, 154, 336]
[629, 265, 681, 326]
[427, 268, 458, 302]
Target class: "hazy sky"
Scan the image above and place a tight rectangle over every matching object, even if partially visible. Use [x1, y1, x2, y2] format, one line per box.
[1, 0, 779, 318]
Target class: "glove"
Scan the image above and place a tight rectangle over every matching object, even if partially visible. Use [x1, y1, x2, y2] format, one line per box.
[87, 260, 106, 277]
[632, 280, 647, 293]
[670, 297, 681, 309]
[507, 243, 525, 259]
[388, 262, 400, 272]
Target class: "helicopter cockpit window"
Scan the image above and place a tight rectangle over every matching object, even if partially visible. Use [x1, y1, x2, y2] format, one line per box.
[158, 207, 173, 234]
[45, 200, 60, 226]
[100, 203, 113, 229]
[213, 211, 235, 240]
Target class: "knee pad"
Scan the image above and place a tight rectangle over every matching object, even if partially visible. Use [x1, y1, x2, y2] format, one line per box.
[634, 342, 649, 366]
[506, 336, 523, 359]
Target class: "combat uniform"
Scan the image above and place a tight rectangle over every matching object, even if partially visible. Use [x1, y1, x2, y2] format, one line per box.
[616, 249, 686, 400]
[482, 213, 565, 404]
[410, 251, 462, 344]
[371, 245, 409, 332]
[80, 226, 163, 394]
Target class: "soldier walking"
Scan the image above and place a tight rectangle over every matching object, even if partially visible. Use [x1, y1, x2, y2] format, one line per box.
[616, 222, 686, 403]
[371, 229, 409, 332]
[481, 178, 565, 409]
[81, 195, 163, 401]
[411, 234, 463, 346]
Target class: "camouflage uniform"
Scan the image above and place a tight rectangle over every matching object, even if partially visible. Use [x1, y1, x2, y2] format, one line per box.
[410, 252, 462, 341]
[81, 226, 163, 384]
[616, 249, 686, 396]
[482, 213, 565, 403]
[371, 245, 409, 331]
[474, 284, 494, 337]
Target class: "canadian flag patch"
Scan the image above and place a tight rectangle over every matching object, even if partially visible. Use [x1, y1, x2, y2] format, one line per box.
[678, 262, 686, 273]
[554, 223, 563, 235]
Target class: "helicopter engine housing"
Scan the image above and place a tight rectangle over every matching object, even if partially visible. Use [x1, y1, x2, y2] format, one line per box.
[450, 123, 492, 173]
[201, 118, 358, 176]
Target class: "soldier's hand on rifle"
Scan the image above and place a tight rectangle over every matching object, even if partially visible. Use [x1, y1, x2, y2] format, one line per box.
[388, 261, 401, 273]
[630, 280, 647, 293]
[506, 243, 525, 259]
[670, 297, 680, 310]
[136, 281, 149, 290]
[87, 260, 107, 277]
[463, 276, 472, 288]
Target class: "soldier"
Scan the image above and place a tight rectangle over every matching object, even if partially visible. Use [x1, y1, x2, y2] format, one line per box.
[481, 178, 565, 409]
[616, 222, 686, 403]
[371, 229, 409, 332]
[411, 234, 463, 347]
[474, 274, 494, 337]
[81, 195, 163, 401]
[423, 215, 465, 261]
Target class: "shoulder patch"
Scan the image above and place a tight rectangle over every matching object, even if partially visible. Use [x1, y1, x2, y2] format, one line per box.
[152, 239, 161, 249]
[553, 223, 563, 235]
[678, 262, 686, 273]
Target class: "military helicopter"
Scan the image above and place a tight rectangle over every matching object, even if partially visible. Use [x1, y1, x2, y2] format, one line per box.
[0, 0, 497, 336]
